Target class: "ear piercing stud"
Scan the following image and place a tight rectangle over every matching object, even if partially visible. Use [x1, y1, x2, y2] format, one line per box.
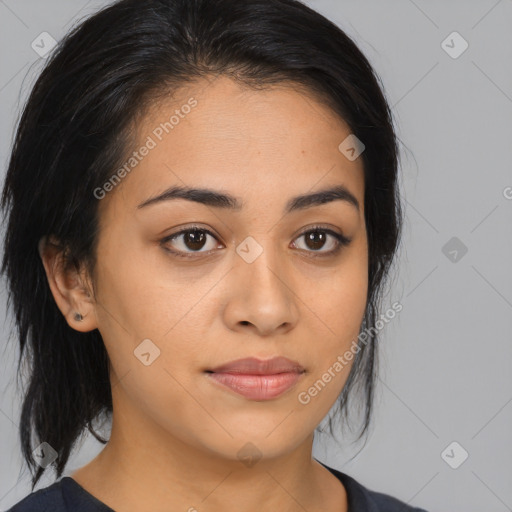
[74, 312, 83, 322]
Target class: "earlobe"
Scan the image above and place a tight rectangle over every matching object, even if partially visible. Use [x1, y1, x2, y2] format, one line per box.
[38, 235, 98, 333]
[70, 309, 97, 333]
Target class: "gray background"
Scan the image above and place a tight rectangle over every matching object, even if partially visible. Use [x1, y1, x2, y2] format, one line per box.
[1, 1, 511, 511]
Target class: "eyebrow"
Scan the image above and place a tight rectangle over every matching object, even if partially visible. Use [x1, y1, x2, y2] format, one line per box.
[137, 184, 360, 214]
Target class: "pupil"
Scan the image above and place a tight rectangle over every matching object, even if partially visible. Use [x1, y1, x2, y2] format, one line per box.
[306, 231, 325, 250]
[185, 230, 206, 250]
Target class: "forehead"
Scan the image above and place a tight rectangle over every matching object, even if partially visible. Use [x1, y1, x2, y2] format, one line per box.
[101, 75, 365, 216]
[141, 75, 353, 151]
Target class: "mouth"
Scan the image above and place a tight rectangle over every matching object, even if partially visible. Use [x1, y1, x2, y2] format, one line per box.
[205, 356, 306, 401]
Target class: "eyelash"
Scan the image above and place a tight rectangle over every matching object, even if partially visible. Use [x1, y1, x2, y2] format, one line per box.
[161, 224, 352, 260]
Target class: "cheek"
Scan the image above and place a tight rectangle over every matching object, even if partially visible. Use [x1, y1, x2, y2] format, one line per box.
[302, 243, 368, 394]
[322, 248, 368, 340]
[92, 243, 217, 386]
[92, 236, 181, 337]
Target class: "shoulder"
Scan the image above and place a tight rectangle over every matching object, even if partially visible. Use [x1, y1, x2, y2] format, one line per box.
[343, 472, 430, 512]
[364, 486, 430, 512]
[5, 479, 66, 512]
[321, 462, 430, 512]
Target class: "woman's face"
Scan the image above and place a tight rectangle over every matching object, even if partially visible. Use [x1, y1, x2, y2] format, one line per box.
[85, 76, 368, 463]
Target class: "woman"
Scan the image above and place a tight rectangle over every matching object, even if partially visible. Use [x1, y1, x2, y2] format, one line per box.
[1, 0, 428, 510]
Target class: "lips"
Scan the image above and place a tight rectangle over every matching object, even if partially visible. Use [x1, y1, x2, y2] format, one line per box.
[205, 357, 305, 400]
[209, 356, 305, 375]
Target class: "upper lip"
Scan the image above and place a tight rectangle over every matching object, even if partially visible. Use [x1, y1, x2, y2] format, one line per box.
[208, 356, 305, 375]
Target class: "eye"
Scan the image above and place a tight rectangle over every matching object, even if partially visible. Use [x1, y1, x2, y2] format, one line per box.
[161, 226, 222, 259]
[161, 224, 352, 260]
[291, 226, 352, 257]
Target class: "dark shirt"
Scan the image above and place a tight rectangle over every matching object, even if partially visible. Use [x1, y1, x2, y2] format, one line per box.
[6, 461, 429, 511]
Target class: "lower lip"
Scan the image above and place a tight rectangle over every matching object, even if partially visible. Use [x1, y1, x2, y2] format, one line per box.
[206, 371, 304, 400]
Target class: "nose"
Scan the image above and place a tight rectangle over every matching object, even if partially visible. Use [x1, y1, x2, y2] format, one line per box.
[222, 241, 299, 337]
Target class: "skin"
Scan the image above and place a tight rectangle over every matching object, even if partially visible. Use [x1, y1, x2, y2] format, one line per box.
[39, 75, 368, 512]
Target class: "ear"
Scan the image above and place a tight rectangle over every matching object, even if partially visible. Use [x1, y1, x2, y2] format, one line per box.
[38, 235, 98, 332]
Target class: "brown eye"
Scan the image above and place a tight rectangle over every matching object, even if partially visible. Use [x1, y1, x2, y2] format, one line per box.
[303, 230, 328, 251]
[182, 229, 207, 251]
[162, 227, 222, 258]
[292, 227, 352, 257]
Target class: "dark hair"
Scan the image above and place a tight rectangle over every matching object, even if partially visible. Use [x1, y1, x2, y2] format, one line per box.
[1, 0, 402, 489]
